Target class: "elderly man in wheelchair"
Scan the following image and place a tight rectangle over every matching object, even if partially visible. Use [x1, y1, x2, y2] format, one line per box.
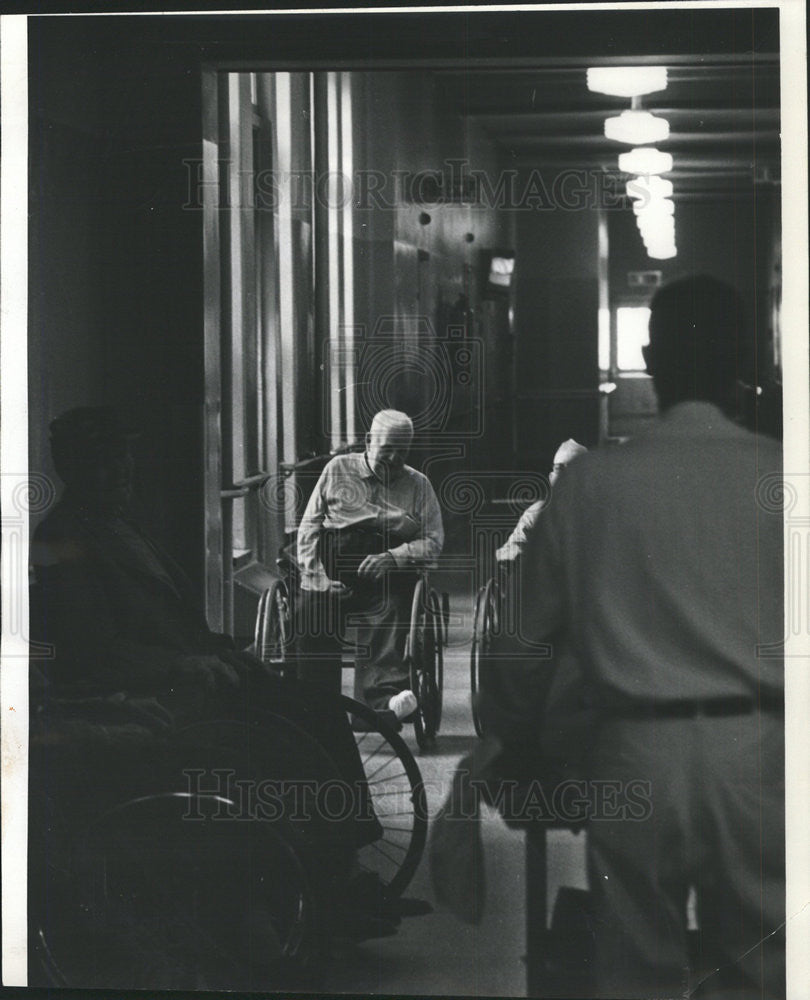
[471, 439, 587, 737]
[295, 409, 444, 732]
[29, 407, 430, 990]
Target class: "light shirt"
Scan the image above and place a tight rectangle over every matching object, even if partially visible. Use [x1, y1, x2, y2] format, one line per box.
[510, 402, 783, 706]
[297, 451, 444, 591]
[495, 499, 546, 562]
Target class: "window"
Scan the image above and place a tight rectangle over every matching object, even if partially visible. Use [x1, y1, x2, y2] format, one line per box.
[615, 306, 651, 372]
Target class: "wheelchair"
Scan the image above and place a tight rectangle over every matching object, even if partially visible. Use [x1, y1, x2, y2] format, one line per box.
[470, 546, 525, 738]
[405, 574, 447, 748]
[255, 578, 430, 894]
[260, 540, 447, 752]
[470, 571, 506, 738]
[29, 709, 332, 990]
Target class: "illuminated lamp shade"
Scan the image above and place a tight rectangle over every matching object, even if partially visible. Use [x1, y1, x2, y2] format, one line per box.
[638, 223, 676, 243]
[637, 221, 674, 242]
[587, 66, 668, 97]
[641, 220, 675, 240]
[639, 215, 675, 238]
[633, 197, 675, 217]
[619, 148, 673, 175]
[604, 110, 669, 145]
[647, 244, 677, 260]
[641, 233, 676, 252]
[638, 213, 675, 234]
[626, 175, 673, 201]
[641, 234, 676, 253]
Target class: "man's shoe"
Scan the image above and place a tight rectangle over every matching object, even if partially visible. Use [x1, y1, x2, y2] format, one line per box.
[388, 689, 418, 720]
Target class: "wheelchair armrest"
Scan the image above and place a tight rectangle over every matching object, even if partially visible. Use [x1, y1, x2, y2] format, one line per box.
[276, 540, 302, 587]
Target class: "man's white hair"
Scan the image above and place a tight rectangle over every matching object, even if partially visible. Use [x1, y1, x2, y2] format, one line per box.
[553, 438, 588, 465]
[370, 409, 414, 439]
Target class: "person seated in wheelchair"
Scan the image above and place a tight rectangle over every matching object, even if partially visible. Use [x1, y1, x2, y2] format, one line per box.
[495, 438, 588, 565]
[296, 409, 444, 720]
[475, 437, 594, 816]
[30, 407, 421, 945]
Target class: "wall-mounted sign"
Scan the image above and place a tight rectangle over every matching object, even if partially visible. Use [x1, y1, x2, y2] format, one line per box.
[627, 270, 663, 288]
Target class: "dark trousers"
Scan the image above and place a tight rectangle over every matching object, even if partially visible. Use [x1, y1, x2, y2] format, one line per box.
[587, 711, 784, 998]
[295, 575, 416, 712]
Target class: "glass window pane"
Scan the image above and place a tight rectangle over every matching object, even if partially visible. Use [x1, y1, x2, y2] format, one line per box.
[598, 307, 611, 371]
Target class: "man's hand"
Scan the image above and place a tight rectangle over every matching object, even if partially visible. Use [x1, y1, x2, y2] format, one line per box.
[327, 578, 351, 594]
[357, 551, 396, 581]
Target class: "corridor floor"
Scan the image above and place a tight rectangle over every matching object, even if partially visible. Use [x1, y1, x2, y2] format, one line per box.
[329, 580, 587, 997]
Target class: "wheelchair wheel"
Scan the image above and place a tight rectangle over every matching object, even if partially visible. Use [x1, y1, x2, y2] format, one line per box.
[470, 576, 500, 738]
[35, 792, 321, 991]
[407, 577, 442, 750]
[255, 579, 292, 671]
[429, 587, 444, 733]
[341, 695, 428, 899]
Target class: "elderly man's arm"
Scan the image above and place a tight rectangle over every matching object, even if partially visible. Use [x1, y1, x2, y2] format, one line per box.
[387, 475, 444, 570]
[478, 495, 567, 743]
[296, 464, 334, 591]
[496, 498, 546, 562]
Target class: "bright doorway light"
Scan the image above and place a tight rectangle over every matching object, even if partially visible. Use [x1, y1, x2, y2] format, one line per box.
[616, 306, 651, 371]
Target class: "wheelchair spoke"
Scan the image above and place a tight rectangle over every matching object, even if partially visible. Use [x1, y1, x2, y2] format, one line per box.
[339, 694, 427, 897]
[358, 744, 393, 765]
[372, 800, 415, 815]
[374, 837, 409, 853]
[370, 840, 406, 866]
[364, 754, 403, 783]
[366, 771, 408, 785]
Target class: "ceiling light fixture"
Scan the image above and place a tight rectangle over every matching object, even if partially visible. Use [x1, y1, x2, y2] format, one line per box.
[604, 110, 670, 145]
[586, 66, 668, 98]
[633, 198, 675, 218]
[640, 228, 676, 248]
[647, 244, 677, 260]
[626, 176, 674, 201]
[638, 210, 675, 230]
[618, 147, 673, 175]
[636, 213, 675, 234]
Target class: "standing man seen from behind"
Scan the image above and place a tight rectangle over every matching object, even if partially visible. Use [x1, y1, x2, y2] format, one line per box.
[482, 275, 784, 998]
[297, 410, 444, 721]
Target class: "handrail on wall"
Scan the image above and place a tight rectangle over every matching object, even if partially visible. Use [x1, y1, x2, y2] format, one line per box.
[278, 441, 364, 478]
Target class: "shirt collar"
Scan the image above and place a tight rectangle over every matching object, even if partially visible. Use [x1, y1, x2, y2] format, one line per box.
[360, 452, 378, 480]
[361, 451, 407, 485]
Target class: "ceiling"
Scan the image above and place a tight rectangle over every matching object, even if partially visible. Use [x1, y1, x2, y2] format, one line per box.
[434, 56, 780, 201]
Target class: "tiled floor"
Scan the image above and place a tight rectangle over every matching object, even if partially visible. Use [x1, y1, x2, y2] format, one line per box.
[327, 577, 587, 997]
